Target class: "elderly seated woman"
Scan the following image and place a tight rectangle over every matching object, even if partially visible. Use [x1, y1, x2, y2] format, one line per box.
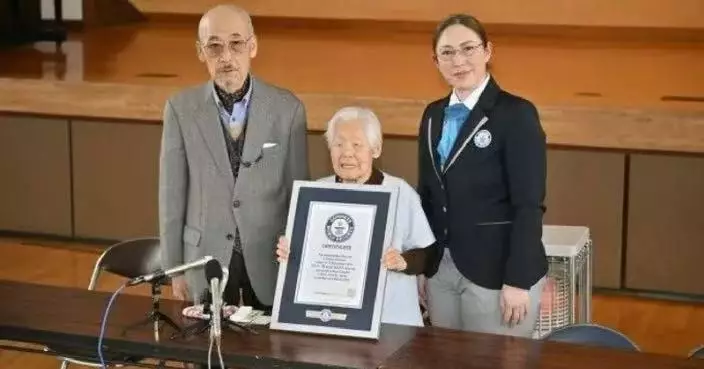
[275, 106, 436, 327]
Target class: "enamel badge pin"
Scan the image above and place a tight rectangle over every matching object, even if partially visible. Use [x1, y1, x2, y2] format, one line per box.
[473, 129, 492, 148]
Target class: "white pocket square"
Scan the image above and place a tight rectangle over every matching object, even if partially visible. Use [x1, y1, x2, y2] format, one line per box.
[262, 142, 278, 149]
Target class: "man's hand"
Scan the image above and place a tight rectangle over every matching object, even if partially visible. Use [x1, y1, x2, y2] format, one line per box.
[500, 284, 529, 327]
[171, 275, 189, 301]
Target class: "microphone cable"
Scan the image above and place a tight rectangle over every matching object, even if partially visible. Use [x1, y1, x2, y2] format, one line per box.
[97, 282, 128, 368]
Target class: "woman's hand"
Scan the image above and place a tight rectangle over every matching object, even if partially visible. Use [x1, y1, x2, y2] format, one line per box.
[275, 236, 290, 263]
[500, 284, 530, 327]
[382, 248, 407, 272]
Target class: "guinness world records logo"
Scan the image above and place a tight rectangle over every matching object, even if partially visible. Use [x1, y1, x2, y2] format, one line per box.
[319, 309, 333, 322]
[325, 213, 354, 243]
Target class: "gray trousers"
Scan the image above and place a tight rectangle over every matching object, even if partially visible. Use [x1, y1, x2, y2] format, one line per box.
[427, 249, 546, 337]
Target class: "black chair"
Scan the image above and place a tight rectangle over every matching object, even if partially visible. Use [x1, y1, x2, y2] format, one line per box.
[44, 237, 165, 369]
[689, 344, 704, 359]
[543, 323, 640, 351]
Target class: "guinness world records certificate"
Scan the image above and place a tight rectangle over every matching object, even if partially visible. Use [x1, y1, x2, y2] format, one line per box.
[270, 180, 398, 339]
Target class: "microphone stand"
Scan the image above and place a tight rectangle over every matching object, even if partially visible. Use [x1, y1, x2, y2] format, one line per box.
[122, 275, 182, 341]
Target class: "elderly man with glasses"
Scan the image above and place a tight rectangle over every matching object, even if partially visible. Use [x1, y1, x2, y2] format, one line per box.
[159, 4, 309, 315]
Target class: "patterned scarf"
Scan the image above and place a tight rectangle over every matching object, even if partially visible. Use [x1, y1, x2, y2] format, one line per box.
[214, 75, 251, 115]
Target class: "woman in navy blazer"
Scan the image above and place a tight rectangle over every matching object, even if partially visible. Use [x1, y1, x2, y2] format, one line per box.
[418, 14, 548, 337]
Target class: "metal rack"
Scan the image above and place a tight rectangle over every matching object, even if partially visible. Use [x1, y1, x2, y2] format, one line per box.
[533, 225, 592, 338]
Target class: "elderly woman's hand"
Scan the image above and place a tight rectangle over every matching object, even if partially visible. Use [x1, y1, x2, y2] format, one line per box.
[275, 236, 290, 263]
[382, 248, 407, 272]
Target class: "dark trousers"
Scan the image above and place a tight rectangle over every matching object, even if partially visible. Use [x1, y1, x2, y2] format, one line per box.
[222, 251, 272, 314]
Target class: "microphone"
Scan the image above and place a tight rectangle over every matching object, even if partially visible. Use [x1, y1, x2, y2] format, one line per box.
[199, 266, 227, 317]
[205, 259, 223, 339]
[241, 152, 263, 168]
[127, 255, 213, 286]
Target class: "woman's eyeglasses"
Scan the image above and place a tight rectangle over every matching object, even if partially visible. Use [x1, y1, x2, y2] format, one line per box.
[436, 43, 484, 62]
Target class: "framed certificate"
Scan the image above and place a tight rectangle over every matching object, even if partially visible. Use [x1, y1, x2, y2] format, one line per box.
[270, 180, 398, 339]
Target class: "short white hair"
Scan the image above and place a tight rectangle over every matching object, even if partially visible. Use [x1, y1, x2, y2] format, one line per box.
[324, 106, 383, 150]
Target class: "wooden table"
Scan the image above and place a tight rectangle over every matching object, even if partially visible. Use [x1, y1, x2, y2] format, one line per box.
[377, 327, 704, 369]
[0, 280, 414, 368]
[0, 280, 699, 369]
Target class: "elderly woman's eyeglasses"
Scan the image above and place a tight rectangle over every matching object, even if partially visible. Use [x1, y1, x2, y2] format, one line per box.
[202, 36, 252, 58]
[436, 43, 484, 62]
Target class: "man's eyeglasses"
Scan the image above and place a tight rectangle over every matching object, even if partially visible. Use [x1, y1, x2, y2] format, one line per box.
[202, 36, 253, 58]
[436, 43, 484, 62]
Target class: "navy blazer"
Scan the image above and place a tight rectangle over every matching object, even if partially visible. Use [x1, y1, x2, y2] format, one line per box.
[419, 77, 548, 291]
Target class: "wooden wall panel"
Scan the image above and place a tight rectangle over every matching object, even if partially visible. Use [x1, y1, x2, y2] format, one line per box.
[5, 115, 700, 297]
[376, 138, 420, 187]
[0, 116, 72, 236]
[131, 0, 704, 29]
[72, 121, 161, 240]
[307, 133, 332, 180]
[626, 154, 704, 295]
[544, 149, 626, 289]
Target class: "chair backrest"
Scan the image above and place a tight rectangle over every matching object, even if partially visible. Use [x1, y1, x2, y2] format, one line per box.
[543, 323, 640, 351]
[88, 238, 162, 290]
[689, 344, 704, 359]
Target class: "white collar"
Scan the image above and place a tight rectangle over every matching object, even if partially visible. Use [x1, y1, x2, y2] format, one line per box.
[449, 73, 490, 110]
